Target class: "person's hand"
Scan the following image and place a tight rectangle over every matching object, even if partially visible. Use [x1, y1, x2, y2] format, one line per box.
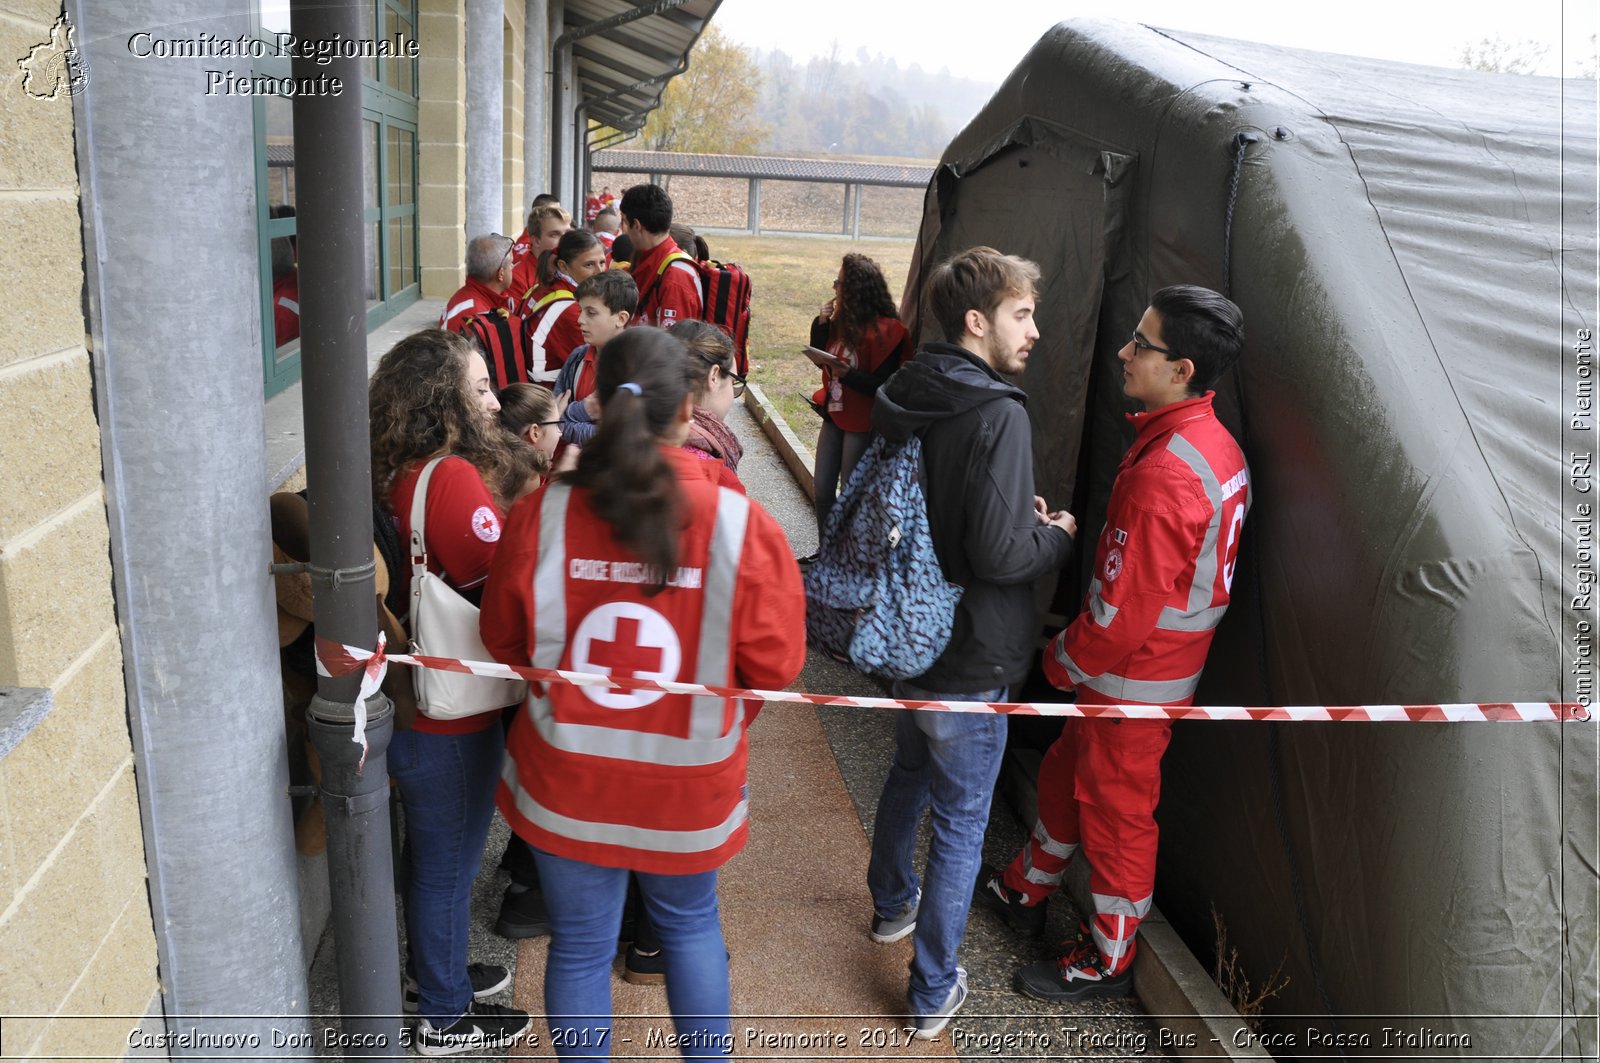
[554, 390, 571, 417]
[819, 298, 835, 323]
[583, 392, 601, 419]
[1047, 511, 1077, 538]
[1034, 495, 1049, 522]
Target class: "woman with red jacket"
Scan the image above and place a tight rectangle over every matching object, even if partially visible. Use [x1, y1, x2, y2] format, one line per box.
[370, 329, 538, 1055]
[802, 253, 911, 562]
[481, 327, 805, 1059]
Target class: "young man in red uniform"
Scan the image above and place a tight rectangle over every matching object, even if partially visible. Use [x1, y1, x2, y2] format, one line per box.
[619, 183, 702, 328]
[976, 284, 1250, 1002]
[510, 204, 572, 312]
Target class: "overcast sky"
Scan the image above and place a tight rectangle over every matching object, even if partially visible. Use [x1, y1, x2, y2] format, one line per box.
[712, 0, 1596, 80]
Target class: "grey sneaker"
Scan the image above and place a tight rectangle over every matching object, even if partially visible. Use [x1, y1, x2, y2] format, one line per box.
[869, 889, 920, 943]
[911, 966, 968, 1040]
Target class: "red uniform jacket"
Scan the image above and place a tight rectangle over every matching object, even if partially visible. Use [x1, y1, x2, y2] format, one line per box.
[1045, 393, 1250, 706]
[483, 448, 805, 874]
[629, 237, 703, 329]
[524, 277, 582, 385]
[440, 277, 514, 332]
[810, 315, 911, 434]
[390, 456, 506, 735]
[272, 271, 300, 346]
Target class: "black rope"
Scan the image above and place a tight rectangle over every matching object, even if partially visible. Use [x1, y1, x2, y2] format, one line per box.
[1222, 128, 1347, 1058]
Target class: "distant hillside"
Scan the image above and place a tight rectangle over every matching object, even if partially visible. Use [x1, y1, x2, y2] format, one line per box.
[754, 46, 999, 160]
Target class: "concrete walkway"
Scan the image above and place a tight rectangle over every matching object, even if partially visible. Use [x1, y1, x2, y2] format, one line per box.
[310, 379, 1180, 1061]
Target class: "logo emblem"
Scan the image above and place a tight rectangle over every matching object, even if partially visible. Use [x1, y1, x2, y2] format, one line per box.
[571, 602, 681, 709]
[1113, 527, 1128, 546]
[660, 307, 678, 324]
[1104, 547, 1124, 582]
[470, 506, 501, 542]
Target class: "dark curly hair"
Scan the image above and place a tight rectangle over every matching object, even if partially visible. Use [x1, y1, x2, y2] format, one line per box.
[368, 329, 535, 513]
[831, 252, 899, 348]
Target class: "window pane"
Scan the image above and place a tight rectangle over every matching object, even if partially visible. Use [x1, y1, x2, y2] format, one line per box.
[367, 222, 381, 306]
[387, 126, 414, 207]
[261, 0, 291, 36]
[392, 16, 414, 94]
[365, 0, 379, 82]
[364, 119, 379, 210]
[265, 98, 295, 210]
[387, 214, 416, 296]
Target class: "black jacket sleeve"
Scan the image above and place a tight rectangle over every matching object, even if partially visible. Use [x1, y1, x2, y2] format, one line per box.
[960, 401, 1071, 584]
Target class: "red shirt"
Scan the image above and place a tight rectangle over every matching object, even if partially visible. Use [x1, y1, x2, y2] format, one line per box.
[390, 455, 506, 734]
[483, 447, 805, 873]
[272, 271, 300, 346]
[440, 276, 514, 332]
[629, 237, 702, 329]
[1044, 393, 1250, 706]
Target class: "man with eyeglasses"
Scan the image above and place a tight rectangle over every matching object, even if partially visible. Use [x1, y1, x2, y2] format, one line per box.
[975, 285, 1251, 1004]
[440, 234, 534, 389]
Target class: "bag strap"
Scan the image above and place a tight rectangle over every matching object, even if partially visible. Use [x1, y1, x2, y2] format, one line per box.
[639, 250, 695, 315]
[409, 457, 448, 602]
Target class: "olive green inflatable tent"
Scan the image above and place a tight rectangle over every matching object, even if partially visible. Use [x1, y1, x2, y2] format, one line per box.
[904, 19, 1596, 1056]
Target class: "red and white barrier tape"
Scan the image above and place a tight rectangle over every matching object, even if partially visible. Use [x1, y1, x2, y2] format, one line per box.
[315, 637, 1592, 734]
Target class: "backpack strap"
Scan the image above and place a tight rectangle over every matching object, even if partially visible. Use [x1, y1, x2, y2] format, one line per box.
[530, 288, 575, 313]
[639, 250, 700, 316]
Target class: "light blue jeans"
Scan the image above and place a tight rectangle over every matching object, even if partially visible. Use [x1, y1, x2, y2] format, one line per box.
[532, 848, 732, 1060]
[867, 682, 1007, 1017]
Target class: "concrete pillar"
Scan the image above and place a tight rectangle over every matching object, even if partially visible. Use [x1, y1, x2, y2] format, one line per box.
[466, 0, 504, 238]
[70, 0, 310, 1045]
[748, 177, 762, 234]
[549, 2, 574, 207]
[852, 184, 863, 240]
[523, 0, 549, 207]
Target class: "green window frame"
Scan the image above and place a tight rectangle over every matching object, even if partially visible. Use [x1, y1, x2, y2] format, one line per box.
[253, 0, 420, 397]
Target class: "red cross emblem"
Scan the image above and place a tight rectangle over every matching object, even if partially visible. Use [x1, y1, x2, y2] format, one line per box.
[571, 602, 681, 709]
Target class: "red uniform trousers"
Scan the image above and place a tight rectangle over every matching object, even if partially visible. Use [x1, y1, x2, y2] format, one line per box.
[1001, 714, 1173, 974]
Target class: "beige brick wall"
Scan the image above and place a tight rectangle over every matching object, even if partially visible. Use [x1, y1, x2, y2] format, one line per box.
[418, 0, 467, 298]
[0, 6, 157, 1057]
[503, 5, 526, 236]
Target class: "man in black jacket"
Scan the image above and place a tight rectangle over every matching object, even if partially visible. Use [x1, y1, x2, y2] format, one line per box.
[865, 246, 1075, 1038]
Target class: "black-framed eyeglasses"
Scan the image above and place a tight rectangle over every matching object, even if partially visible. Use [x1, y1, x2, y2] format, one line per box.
[1130, 330, 1178, 357]
[492, 233, 515, 273]
[535, 420, 562, 427]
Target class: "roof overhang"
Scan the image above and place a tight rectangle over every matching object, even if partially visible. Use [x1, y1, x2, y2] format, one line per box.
[558, 0, 722, 136]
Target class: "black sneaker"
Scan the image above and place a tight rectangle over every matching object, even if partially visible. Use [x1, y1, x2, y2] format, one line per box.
[494, 886, 551, 939]
[414, 1001, 532, 1056]
[622, 945, 666, 985]
[1012, 940, 1134, 1003]
[796, 551, 820, 566]
[497, 839, 539, 889]
[973, 864, 1047, 938]
[403, 963, 512, 1014]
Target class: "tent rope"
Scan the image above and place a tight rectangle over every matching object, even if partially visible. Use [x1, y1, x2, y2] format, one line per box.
[1224, 128, 1349, 1058]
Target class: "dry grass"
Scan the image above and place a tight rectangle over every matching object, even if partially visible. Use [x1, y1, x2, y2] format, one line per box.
[1212, 902, 1291, 1033]
[709, 234, 916, 437]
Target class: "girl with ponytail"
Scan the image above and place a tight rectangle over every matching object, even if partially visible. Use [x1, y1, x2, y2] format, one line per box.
[480, 327, 805, 1059]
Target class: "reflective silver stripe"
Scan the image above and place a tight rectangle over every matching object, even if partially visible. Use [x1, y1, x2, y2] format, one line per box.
[529, 297, 573, 360]
[527, 484, 747, 766]
[1080, 668, 1202, 704]
[1164, 433, 1224, 618]
[1022, 843, 1074, 886]
[668, 257, 704, 304]
[1156, 602, 1229, 631]
[689, 488, 748, 740]
[1091, 893, 1151, 974]
[1055, 642, 1093, 686]
[531, 484, 570, 669]
[1086, 577, 1117, 628]
[1033, 820, 1077, 859]
[442, 298, 474, 326]
[501, 753, 746, 854]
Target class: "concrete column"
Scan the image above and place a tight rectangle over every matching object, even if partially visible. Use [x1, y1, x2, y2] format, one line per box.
[748, 177, 761, 234]
[852, 185, 863, 240]
[523, 0, 549, 206]
[549, 1, 574, 207]
[70, 0, 310, 1045]
[466, 0, 504, 238]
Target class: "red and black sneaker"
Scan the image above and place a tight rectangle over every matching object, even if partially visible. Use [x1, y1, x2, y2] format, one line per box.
[973, 864, 1047, 938]
[1012, 935, 1134, 1003]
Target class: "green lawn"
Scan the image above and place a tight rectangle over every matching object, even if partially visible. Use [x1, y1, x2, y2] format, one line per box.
[713, 235, 916, 441]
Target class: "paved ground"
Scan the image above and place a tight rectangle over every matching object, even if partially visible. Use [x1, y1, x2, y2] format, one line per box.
[309, 396, 1172, 1060]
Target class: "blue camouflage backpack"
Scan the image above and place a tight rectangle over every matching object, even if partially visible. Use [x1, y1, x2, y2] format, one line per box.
[804, 433, 964, 680]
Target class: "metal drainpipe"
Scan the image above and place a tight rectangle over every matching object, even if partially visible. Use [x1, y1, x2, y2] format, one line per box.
[291, 0, 402, 1050]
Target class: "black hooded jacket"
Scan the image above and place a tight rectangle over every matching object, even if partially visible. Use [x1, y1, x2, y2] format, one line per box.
[872, 342, 1072, 692]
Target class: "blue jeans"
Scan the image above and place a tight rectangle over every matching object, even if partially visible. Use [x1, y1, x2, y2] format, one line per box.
[814, 421, 871, 538]
[533, 848, 732, 1061]
[867, 683, 1007, 1017]
[389, 723, 504, 1026]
